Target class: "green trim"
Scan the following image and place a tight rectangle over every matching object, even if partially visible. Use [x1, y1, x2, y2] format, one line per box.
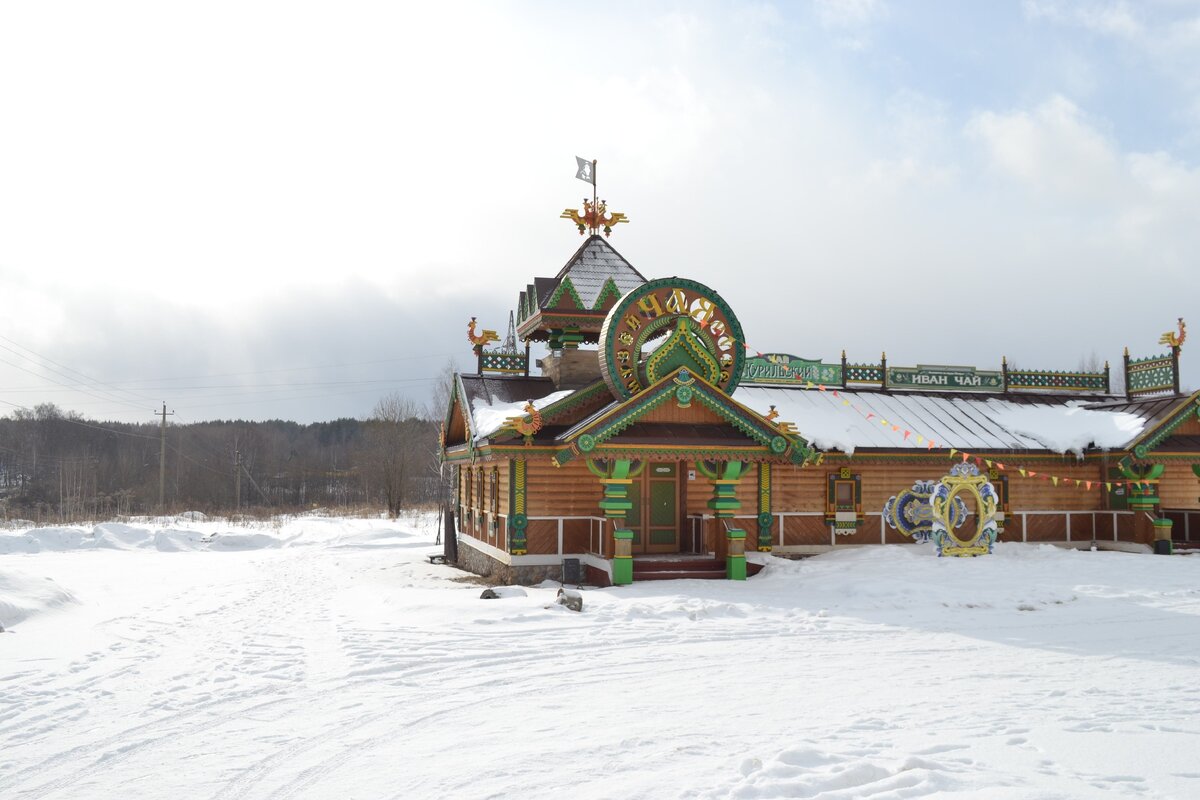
[554, 367, 814, 467]
[644, 319, 722, 386]
[757, 463, 772, 551]
[726, 529, 747, 581]
[539, 380, 610, 424]
[707, 461, 745, 518]
[591, 277, 622, 310]
[612, 529, 634, 585]
[597, 458, 635, 520]
[516, 311, 607, 340]
[1131, 392, 1200, 458]
[845, 363, 884, 384]
[1006, 368, 1106, 392]
[509, 459, 527, 554]
[598, 277, 747, 401]
[546, 276, 585, 310]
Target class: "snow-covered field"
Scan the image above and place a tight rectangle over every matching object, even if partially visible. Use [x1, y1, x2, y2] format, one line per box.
[2, 515, 1199, 799]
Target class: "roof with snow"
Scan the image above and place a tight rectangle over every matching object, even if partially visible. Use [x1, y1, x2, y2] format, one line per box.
[515, 235, 646, 342]
[731, 386, 1194, 456]
[447, 361, 1199, 460]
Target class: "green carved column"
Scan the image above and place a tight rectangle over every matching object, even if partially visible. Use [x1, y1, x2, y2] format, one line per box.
[757, 463, 773, 552]
[508, 458, 528, 555]
[1120, 461, 1164, 512]
[726, 529, 747, 580]
[597, 458, 635, 585]
[706, 461, 747, 580]
[560, 326, 584, 350]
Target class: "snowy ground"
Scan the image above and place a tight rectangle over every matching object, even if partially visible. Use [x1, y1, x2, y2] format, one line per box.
[2, 515, 1199, 799]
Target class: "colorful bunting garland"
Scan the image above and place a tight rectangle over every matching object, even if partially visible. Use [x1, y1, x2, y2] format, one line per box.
[718, 329, 1146, 495]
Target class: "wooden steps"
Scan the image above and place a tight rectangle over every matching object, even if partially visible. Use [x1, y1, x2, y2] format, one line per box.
[632, 556, 764, 581]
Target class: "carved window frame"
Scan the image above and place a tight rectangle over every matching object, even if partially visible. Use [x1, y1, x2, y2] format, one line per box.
[825, 468, 863, 529]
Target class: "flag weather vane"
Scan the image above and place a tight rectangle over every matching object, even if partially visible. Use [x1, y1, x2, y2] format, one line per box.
[561, 156, 628, 237]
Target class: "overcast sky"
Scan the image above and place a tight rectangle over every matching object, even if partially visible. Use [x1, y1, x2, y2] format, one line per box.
[1, 1, 1197, 424]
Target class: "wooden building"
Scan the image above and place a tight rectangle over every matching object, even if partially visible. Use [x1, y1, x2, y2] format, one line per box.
[441, 209, 1198, 585]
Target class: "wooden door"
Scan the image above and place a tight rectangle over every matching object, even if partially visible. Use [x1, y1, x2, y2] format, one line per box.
[644, 462, 680, 554]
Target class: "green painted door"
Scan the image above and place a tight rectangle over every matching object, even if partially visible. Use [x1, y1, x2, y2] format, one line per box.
[646, 463, 679, 554]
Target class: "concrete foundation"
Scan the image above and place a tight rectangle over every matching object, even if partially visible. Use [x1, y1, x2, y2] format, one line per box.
[455, 538, 567, 585]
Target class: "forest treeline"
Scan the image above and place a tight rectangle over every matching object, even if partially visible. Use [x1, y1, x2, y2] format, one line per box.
[0, 393, 444, 523]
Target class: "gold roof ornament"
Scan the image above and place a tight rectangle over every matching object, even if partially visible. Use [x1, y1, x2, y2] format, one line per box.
[468, 317, 499, 353]
[561, 198, 628, 237]
[1159, 317, 1186, 349]
[503, 401, 544, 447]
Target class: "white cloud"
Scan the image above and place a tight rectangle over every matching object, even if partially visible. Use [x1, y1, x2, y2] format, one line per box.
[1022, 0, 1143, 38]
[966, 94, 1200, 279]
[813, 0, 887, 29]
[966, 96, 1122, 197]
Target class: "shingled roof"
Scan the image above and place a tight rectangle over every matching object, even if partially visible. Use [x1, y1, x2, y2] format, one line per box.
[516, 235, 646, 341]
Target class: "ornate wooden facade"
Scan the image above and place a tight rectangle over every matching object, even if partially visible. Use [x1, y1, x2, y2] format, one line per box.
[441, 232, 1199, 585]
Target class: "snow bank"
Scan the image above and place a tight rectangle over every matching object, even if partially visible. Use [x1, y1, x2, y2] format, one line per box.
[705, 744, 974, 798]
[0, 514, 438, 555]
[0, 567, 77, 628]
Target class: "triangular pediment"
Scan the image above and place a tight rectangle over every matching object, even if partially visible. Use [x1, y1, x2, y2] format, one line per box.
[553, 367, 816, 466]
[441, 375, 472, 448]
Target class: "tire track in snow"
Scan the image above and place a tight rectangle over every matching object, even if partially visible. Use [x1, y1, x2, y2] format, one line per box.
[220, 635, 747, 800]
[1, 551, 331, 799]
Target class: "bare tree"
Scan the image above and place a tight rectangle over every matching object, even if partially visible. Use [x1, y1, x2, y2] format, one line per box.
[427, 357, 460, 423]
[365, 393, 430, 517]
[1079, 350, 1122, 396]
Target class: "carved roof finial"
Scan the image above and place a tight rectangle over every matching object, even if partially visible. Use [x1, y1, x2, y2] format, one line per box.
[560, 198, 628, 237]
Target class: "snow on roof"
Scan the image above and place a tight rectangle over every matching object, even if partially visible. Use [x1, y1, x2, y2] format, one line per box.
[986, 402, 1146, 455]
[732, 386, 1148, 456]
[554, 236, 645, 308]
[472, 390, 574, 442]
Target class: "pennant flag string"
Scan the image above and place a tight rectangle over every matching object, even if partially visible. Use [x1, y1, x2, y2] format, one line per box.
[727, 329, 1116, 494]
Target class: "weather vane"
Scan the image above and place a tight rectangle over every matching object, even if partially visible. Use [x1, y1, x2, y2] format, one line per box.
[560, 156, 628, 237]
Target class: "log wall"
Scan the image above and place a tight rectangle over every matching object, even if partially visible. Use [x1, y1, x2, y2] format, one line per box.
[1159, 462, 1200, 510]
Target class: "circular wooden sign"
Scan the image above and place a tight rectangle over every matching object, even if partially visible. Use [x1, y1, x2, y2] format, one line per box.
[598, 277, 745, 400]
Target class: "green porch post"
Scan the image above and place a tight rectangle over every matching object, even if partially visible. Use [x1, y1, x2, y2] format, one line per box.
[757, 463, 773, 552]
[1120, 462, 1164, 512]
[598, 458, 635, 585]
[508, 458, 527, 555]
[726, 529, 747, 580]
[1152, 518, 1174, 555]
[706, 461, 746, 580]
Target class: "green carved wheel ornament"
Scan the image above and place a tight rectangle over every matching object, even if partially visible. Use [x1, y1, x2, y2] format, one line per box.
[597, 277, 746, 400]
[578, 434, 597, 453]
[769, 435, 788, 454]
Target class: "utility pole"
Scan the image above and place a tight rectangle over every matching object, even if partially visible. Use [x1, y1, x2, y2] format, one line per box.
[155, 402, 174, 511]
[234, 449, 242, 511]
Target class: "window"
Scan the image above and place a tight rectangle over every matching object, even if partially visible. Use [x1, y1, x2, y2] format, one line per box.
[826, 469, 863, 532]
[490, 468, 499, 515]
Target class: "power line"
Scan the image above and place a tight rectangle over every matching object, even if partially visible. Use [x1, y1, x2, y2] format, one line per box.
[0, 352, 150, 412]
[0, 335, 159, 409]
[100, 352, 458, 384]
